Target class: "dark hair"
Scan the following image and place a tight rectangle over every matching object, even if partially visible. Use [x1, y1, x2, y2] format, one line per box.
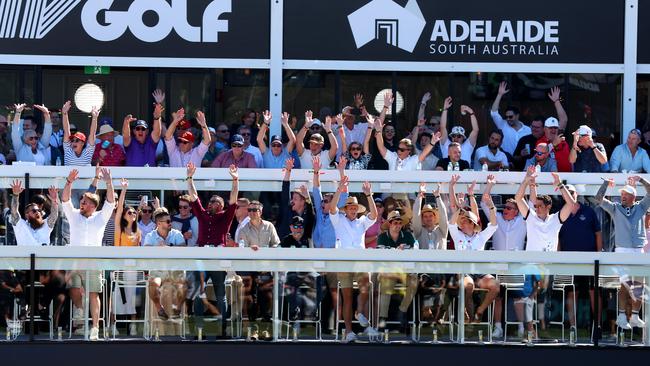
[531, 116, 545, 125]
[506, 106, 520, 115]
[490, 129, 504, 141]
[537, 195, 553, 207]
[120, 206, 141, 236]
[153, 207, 170, 222]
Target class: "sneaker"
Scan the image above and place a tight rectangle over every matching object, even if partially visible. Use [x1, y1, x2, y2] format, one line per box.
[157, 308, 169, 320]
[89, 327, 99, 341]
[492, 326, 503, 338]
[616, 313, 631, 330]
[630, 314, 645, 328]
[129, 324, 138, 336]
[364, 327, 380, 339]
[344, 331, 357, 343]
[377, 318, 387, 330]
[290, 307, 301, 321]
[73, 307, 83, 320]
[355, 313, 370, 328]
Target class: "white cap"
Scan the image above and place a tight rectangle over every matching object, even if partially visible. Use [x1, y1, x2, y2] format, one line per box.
[619, 185, 637, 196]
[578, 125, 592, 136]
[208, 127, 216, 134]
[544, 117, 559, 128]
[450, 126, 466, 138]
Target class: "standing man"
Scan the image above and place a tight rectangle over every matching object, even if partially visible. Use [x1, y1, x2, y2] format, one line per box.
[329, 173, 378, 342]
[123, 91, 163, 166]
[164, 109, 211, 168]
[594, 176, 650, 330]
[9, 180, 58, 246]
[411, 183, 448, 250]
[440, 97, 479, 162]
[569, 125, 608, 172]
[278, 158, 314, 239]
[490, 82, 532, 155]
[62, 168, 116, 341]
[295, 111, 338, 170]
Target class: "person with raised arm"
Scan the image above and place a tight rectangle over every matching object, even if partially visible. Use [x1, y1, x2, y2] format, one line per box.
[338, 114, 374, 170]
[537, 88, 571, 172]
[412, 182, 448, 250]
[257, 111, 295, 169]
[62, 167, 116, 341]
[123, 90, 163, 166]
[9, 180, 58, 246]
[277, 157, 314, 239]
[11, 103, 52, 165]
[165, 108, 211, 168]
[295, 111, 338, 169]
[594, 175, 650, 330]
[489, 81, 532, 155]
[440, 97, 479, 162]
[569, 125, 608, 172]
[375, 111, 438, 171]
[61, 101, 98, 166]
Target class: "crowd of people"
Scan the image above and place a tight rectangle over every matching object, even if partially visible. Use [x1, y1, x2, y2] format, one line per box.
[1, 86, 650, 343]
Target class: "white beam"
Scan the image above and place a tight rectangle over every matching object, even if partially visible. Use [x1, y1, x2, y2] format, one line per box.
[623, 0, 639, 141]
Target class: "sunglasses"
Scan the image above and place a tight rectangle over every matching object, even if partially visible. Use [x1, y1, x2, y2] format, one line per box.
[309, 126, 321, 130]
[135, 127, 147, 131]
[141, 209, 153, 213]
[271, 143, 282, 147]
[126, 211, 137, 216]
[450, 134, 463, 138]
[535, 151, 546, 156]
[217, 129, 229, 133]
[350, 147, 362, 151]
[240, 133, 251, 136]
[231, 144, 243, 148]
[248, 208, 260, 212]
[505, 115, 515, 119]
[70, 138, 83, 143]
[390, 220, 403, 225]
[291, 225, 304, 229]
[27, 208, 40, 214]
[179, 205, 190, 209]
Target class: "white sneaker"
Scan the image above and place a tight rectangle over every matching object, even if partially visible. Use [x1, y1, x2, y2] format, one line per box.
[73, 307, 83, 320]
[89, 327, 99, 341]
[517, 326, 524, 338]
[129, 323, 138, 336]
[364, 326, 380, 338]
[492, 326, 503, 338]
[344, 331, 357, 343]
[355, 313, 370, 328]
[630, 314, 646, 328]
[616, 313, 631, 330]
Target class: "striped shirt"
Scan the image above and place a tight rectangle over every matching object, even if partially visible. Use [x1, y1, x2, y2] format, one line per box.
[63, 141, 95, 166]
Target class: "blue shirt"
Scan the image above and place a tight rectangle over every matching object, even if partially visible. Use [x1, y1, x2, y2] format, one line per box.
[262, 148, 291, 169]
[143, 228, 186, 246]
[558, 203, 601, 251]
[312, 186, 348, 248]
[524, 156, 557, 172]
[609, 143, 650, 173]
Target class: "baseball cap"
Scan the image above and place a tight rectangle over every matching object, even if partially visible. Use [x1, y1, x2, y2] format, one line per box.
[291, 216, 305, 226]
[565, 184, 577, 193]
[270, 135, 282, 145]
[450, 126, 466, 138]
[619, 185, 637, 196]
[177, 131, 194, 143]
[578, 125, 592, 136]
[71, 132, 87, 142]
[179, 120, 191, 130]
[544, 117, 559, 128]
[135, 120, 148, 129]
[208, 127, 216, 134]
[387, 210, 403, 222]
[231, 134, 245, 146]
[309, 133, 325, 145]
[311, 119, 322, 127]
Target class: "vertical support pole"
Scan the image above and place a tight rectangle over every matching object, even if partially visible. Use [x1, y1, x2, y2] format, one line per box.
[458, 273, 465, 343]
[29, 254, 35, 341]
[594, 260, 600, 347]
[272, 271, 280, 341]
[622, 0, 639, 142]
[269, 0, 284, 138]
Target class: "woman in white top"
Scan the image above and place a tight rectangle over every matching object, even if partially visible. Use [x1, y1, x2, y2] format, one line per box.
[11, 103, 52, 165]
[448, 174, 499, 323]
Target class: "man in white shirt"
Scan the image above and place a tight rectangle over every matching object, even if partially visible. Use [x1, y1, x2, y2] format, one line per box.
[9, 180, 58, 246]
[62, 167, 116, 341]
[473, 130, 510, 171]
[374, 118, 436, 171]
[329, 176, 378, 342]
[164, 109, 210, 168]
[514, 167, 576, 252]
[440, 97, 479, 162]
[490, 82, 532, 155]
[295, 111, 338, 169]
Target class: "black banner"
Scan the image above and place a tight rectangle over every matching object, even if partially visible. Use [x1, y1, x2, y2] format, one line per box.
[0, 0, 269, 60]
[639, 0, 650, 64]
[284, 0, 624, 64]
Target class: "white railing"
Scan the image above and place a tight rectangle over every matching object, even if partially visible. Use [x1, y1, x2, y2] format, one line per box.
[0, 166, 648, 196]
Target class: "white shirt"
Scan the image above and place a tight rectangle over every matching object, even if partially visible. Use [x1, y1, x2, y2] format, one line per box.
[383, 149, 421, 171]
[481, 202, 526, 251]
[335, 123, 369, 156]
[165, 139, 209, 168]
[441, 139, 475, 163]
[62, 199, 116, 246]
[524, 211, 563, 251]
[489, 111, 532, 155]
[245, 145, 264, 168]
[448, 223, 498, 251]
[234, 216, 251, 243]
[138, 220, 156, 246]
[299, 149, 331, 170]
[473, 145, 509, 171]
[330, 211, 376, 249]
[13, 220, 53, 246]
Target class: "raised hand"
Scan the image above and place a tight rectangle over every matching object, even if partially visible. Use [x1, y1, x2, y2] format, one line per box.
[486, 174, 496, 185]
[123, 114, 137, 127]
[374, 118, 384, 132]
[421, 92, 431, 105]
[196, 111, 207, 127]
[312, 155, 321, 172]
[359, 105, 368, 117]
[61, 101, 71, 114]
[324, 116, 333, 132]
[443, 97, 453, 110]
[525, 165, 538, 179]
[498, 81, 510, 96]
[284, 157, 294, 171]
[430, 131, 442, 145]
[432, 183, 442, 197]
[416, 118, 425, 128]
[450, 174, 461, 186]
[100, 168, 112, 183]
[14, 103, 27, 113]
[94, 163, 102, 180]
[47, 186, 59, 202]
[338, 175, 350, 192]
[152, 196, 160, 210]
[33, 104, 51, 116]
[354, 93, 364, 108]
[90, 106, 100, 119]
[10, 179, 24, 196]
[262, 110, 272, 125]
[152, 89, 165, 104]
[460, 105, 474, 115]
[335, 113, 344, 127]
[120, 178, 129, 188]
[172, 108, 185, 123]
[362, 181, 372, 196]
[383, 91, 394, 108]
[548, 86, 561, 103]
[228, 164, 239, 180]
[304, 110, 313, 128]
[187, 162, 196, 178]
[467, 180, 477, 195]
[153, 103, 163, 119]
[418, 182, 427, 197]
[551, 172, 561, 186]
[67, 169, 79, 183]
[337, 155, 348, 172]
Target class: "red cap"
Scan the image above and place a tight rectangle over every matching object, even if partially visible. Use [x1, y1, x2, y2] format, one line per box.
[71, 132, 87, 142]
[179, 120, 191, 130]
[178, 131, 195, 143]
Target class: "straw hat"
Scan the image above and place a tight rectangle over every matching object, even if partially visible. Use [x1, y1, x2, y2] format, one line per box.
[343, 196, 366, 213]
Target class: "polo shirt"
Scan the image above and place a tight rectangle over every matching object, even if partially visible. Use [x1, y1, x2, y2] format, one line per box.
[211, 150, 257, 168]
[312, 186, 348, 249]
[165, 138, 209, 168]
[448, 223, 498, 251]
[330, 211, 376, 249]
[473, 145, 509, 171]
[609, 143, 650, 173]
[600, 197, 650, 249]
[573, 143, 606, 173]
[262, 148, 291, 169]
[299, 149, 331, 170]
[489, 111, 532, 155]
[238, 220, 280, 247]
[524, 211, 563, 252]
[383, 149, 421, 171]
[481, 201, 526, 251]
[191, 200, 236, 246]
[125, 134, 157, 167]
[377, 230, 416, 249]
[143, 228, 186, 246]
[558, 203, 600, 252]
[62, 199, 116, 246]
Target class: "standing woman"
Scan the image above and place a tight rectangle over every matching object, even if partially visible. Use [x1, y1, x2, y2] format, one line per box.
[111, 178, 141, 336]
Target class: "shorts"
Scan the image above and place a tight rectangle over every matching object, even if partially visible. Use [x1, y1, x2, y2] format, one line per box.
[68, 270, 103, 293]
[325, 273, 339, 289]
[149, 270, 186, 283]
[337, 272, 367, 289]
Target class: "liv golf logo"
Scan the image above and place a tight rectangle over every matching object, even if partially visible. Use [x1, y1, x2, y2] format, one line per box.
[348, 0, 560, 57]
[0, 0, 231, 43]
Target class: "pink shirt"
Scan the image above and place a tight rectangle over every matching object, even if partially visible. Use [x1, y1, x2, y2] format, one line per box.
[165, 138, 209, 167]
[211, 149, 257, 168]
[364, 218, 384, 249]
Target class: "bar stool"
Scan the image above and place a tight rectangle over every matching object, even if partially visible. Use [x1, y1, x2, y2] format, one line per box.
[376, 273, 418, 341]
[497, 274, 528, 341]
[334, 272, 375, 341]
[110, 271, 147, 339]
[416, 291, 457, 342]
[69, 275, 108, 339]
[11, 282, 53, 340]
[280, 272, 321, 340]
[549, 275, 576, 341]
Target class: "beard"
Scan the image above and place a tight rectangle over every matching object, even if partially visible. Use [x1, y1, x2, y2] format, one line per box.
[28, 216, 44, 229]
